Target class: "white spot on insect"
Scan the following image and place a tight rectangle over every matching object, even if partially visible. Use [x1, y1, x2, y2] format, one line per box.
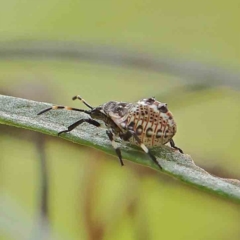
[156, 130, 162, 137]
[137, 127, 142, 134]
[147, 129, 153, 136]
[150, 104, 158, 111]
[131, 106, 138, 112]
[137, 100, 147, 105]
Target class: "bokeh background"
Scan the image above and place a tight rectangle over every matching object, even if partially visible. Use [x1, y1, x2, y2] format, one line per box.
[1, 1, 240, 240]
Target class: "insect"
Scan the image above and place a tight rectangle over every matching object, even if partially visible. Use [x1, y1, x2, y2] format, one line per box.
[38, 96, 183, 169]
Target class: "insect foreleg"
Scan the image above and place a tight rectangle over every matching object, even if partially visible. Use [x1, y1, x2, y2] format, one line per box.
[106, 130, 124, 166]
[58, 118, 100, 136]
[170, 139, 183, 153]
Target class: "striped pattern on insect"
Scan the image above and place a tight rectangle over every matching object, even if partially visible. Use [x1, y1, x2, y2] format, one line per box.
[38, 96, 183, 169]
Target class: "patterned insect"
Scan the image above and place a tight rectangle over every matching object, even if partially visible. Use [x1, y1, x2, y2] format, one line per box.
[38, 96, 183, 169]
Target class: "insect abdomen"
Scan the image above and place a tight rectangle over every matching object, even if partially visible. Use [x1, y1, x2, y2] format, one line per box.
[126, 104, 176, 148]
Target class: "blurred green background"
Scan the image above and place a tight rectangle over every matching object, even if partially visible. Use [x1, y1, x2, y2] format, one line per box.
[0, 1, 240, 240]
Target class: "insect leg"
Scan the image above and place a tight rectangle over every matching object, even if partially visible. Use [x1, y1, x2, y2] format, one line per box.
[58, 118, 100, 136]
[106, 130, 124, 166]
[126, 129, 162, 169]
[120, 123, 162, 169]
[72, 95, 93, 109]
[37, 106, 91, 115]
[170, 139, 183, 153]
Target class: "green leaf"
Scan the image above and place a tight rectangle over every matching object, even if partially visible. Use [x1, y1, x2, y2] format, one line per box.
[1, 94, 240, 202]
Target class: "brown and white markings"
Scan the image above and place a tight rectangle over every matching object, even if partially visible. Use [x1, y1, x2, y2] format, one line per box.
[38, 96, 183, 169]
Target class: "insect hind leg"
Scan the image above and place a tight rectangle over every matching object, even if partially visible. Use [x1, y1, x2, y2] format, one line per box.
[170, 139, 183, 153]
[106, 130, 124, 166]
[120, 126, 162, 170]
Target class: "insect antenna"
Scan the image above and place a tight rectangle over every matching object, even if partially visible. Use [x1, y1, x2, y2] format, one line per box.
[37, 105, 91, 115]
[72, 95, 93, 109]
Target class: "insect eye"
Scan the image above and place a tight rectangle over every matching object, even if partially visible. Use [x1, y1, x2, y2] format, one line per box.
[158, 104, 168, 113]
